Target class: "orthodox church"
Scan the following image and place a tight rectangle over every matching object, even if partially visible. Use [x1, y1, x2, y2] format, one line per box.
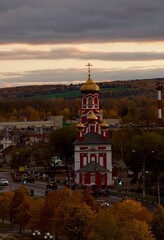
[74, 64, 113, 187]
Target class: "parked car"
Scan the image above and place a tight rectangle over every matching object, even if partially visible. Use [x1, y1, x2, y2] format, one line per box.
[100, 188, 111, 197]
[83, 184, 110, 198]
[46, 181, 58, 190]
[96, 199, 110, 207]
[0, 179, 9, 186]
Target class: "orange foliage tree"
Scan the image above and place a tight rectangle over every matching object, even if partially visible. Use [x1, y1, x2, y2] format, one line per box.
[9, 186, 30, 227]
[28, 198, 45, 231]
[38, 187, 96, 239]
[113, 199, 154, 240]
[15, 197, 33, 233]
[0, 191, 14, 224]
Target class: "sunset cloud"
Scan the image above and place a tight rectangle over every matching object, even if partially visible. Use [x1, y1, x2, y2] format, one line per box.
[0, 0, 164, 87]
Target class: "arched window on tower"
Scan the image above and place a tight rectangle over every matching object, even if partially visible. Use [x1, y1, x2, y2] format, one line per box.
[83, 97, 87, 105]
[88, 97, 93, 108]
[94, 96, 98, 105]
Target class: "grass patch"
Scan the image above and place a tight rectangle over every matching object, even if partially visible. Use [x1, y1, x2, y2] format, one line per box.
[0, 223, 11, 230]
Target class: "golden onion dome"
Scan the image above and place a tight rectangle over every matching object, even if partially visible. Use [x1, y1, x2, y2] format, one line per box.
[81, 77, 100, 92]
[87, 111, 98, 120]
[77, 121, 85, 128]
[100, 120, 109, 128]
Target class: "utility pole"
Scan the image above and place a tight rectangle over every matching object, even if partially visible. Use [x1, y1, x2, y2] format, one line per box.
[132, 150, 154, 198]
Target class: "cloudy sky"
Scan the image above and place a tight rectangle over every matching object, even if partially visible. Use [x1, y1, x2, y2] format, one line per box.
[1, 0, 164, 88]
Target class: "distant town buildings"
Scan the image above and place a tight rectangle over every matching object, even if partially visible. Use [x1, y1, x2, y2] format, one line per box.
[0, 116, 63, 164]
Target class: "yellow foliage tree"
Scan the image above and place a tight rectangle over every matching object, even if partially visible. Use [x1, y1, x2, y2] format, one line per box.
[113, 199, 152, 227]
[113, 199, 154, 240]
[59, 201, 96, 240]
[121, 219, 155, 240]
[87, 208, 121, 240]
[38, 188, 97, 239]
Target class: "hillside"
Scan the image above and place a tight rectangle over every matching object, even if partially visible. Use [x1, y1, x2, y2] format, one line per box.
[0, 78, 163, 100]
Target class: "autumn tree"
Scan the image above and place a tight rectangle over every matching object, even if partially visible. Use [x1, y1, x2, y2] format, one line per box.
[59, 107, 70, 120]
[37, 188, 97, 239]
[28, 198, 44, 231]
[37, 188, 76, 235]
[20, 105, 40, 121]
[0, 192, 14, 224]
[59, 202, 95, 240]
[9, 186, 30, 227]
[150, 205, 164, 240]
[114, 199, 152, 224]
[15, 197, 33, 233]
[88, 208, 121, 240]
[113, 199, 154, 240]
[121, 219, 155, 240]
[81, 189, 99, 211]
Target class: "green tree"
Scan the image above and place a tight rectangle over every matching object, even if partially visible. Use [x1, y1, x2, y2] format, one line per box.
[111, 126, 141, 163]
[11, 146, 30, 170]
[125, 131, 164, 194]
[50, 124, 77, 164]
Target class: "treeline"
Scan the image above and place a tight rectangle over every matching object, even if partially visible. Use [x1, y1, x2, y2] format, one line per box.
[0, 96, 159, 125]
[0, 78, 163, 99]
[0, 78, 163, 124]
[0, 186, 163, 240]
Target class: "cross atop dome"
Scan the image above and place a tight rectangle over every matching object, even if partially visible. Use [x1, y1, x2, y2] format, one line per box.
[86, 63, 92, 78]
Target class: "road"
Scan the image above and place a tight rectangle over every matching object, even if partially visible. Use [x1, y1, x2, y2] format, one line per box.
[0, 170, 47, 196]
[0, 170, 157, 212]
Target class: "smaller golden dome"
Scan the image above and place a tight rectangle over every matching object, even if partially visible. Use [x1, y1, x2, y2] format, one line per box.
[81, 77, 100, 92]
[87, 111, 98, 120]
[77, 121, 85, 128]
[100, 120, 109, 128]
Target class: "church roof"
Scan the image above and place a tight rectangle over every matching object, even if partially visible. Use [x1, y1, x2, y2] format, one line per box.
[80, 77, 100, 92]
[87, 111, 98, 120]
[76, 121, 85, 128]
[73, 132, 112, 145]
[78, 161, 109, 173]
[100, 120, 109, 128]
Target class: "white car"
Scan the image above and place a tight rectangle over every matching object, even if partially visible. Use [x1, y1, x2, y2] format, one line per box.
[0, 179, 9, 186]
[96, 199, 110, 207]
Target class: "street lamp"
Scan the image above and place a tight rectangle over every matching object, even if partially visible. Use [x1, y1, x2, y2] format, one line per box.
[32, 230, 41, 239]
[132, 150, 154, 198]
[43, 232, 53, 239]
